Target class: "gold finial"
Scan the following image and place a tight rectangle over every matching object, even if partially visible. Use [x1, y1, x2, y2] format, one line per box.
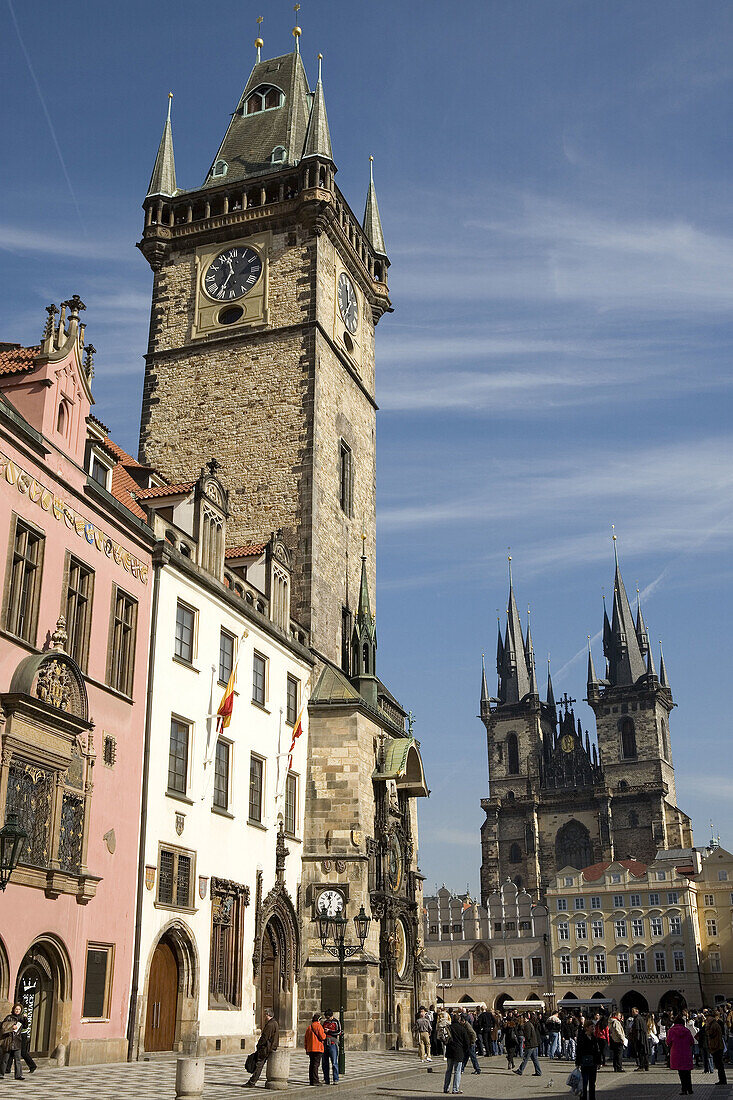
[317, 53, 323, 81]
[293, 4, 302, 51]
[167, 92, 173, 122]
[255, 14, 264, 58]
[611, 523, 616, 542]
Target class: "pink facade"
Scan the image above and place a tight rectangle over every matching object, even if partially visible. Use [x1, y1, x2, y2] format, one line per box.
[0, 299, 153, 1065]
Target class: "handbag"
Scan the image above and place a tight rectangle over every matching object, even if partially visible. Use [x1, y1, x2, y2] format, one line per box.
[566, 1067, 582, 1096]
[244, 1051, 257, 1073]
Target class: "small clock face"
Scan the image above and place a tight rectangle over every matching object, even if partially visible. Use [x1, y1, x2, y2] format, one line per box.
[204, 246, 263, 302]
[337, 272, 359, 334]
[388, 836, 403, 892]
[561, 734, 574, 754]
[316, 889, 344, 917]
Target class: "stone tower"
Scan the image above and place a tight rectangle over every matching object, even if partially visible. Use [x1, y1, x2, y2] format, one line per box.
[137, 39, 391, 665]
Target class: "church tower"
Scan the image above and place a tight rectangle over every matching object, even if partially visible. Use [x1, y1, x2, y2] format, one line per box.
[137, 31, 391, 665]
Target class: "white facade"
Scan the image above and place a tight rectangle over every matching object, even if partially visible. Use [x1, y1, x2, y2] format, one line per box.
[130, 477, 312, 1058]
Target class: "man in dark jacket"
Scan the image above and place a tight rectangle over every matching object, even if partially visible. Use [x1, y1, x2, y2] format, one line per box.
[476, 1008, 492, 1056]
[706, 1012, 727, 1086]
[629, 1008, 649, 1071]
[245, 1010, 280, 1087]
[443, 1014, 471, 1094]
[514, 1014, 542, 1077]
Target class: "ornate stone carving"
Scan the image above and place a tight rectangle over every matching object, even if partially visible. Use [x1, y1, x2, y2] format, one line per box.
[36, 659, 72, 711]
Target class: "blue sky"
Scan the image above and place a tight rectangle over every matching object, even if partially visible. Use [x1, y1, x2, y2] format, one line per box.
[3, 1, 733, 897]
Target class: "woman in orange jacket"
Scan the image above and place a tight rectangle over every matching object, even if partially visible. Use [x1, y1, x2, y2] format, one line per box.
[304, 1014, 327, 1086]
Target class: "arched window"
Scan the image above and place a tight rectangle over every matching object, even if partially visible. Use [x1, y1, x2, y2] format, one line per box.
[362, 642, 369, 674]
[57, 402, 66, 435]
[629, 811, 639, 828]
[271, 146, 287, 164]
[555, 819, 592, 871]
[621, 718, 637, 759]
[212, 160, 228, 177]
[513, 876, 523, 890]
[245, 84, 284, 115]
[507, 732, 519, 775]
[509, 842, 522, 864]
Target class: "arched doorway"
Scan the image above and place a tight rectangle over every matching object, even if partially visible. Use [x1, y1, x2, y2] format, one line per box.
[15, 936, 72, 1059]
[254, 878, 300, 1037]
[144, 938, 179, 1052]
[495, 992, 512, 1011]
[659, 989, 687, 1015]
[620, 990, 649, 1015]
[260, 918, 282, 1027]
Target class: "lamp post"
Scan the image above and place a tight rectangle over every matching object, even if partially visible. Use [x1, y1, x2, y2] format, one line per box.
[317, 904, 371, 1075]
[0, 813, 28, 891]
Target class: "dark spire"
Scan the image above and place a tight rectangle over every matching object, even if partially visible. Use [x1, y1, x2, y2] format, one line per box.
[603, 535, 647, 687]
[525, 612, 539, 696]
[302, 54, 333, 161]
[351, 538, 377, 707]
[587, 636, 599, 700]
[480, 653, 490, 708]
[497, 559, 531, 704]
[147, 94, 177, 199]
[635, 590, 649, 656]
[659, 642, 670, 688]
[646, 645, 657, 681]
[546, 658, 556, 711]
[363, 156, 387, 257]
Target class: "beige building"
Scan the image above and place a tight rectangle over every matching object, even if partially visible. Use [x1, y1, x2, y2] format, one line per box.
[423, 883, 549, 1010]
[696, 843, 733, 1005]
[547, 857, 703, 1016]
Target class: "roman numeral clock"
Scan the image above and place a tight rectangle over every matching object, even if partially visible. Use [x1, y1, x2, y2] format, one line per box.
[193, 232, 270, 338]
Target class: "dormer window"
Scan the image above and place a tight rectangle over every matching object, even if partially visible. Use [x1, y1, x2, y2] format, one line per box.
[245, 84, 284, 115]
[212, 160, 228, 178]
[271, 146, 287, 164]
[89, 451, 112, 491]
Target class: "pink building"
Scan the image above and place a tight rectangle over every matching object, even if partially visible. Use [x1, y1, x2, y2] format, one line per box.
[0, 298, 154, 1065]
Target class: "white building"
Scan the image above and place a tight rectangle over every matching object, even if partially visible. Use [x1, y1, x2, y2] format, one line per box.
[129, 465, 313, 1058]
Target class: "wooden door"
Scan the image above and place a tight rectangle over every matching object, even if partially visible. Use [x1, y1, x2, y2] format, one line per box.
[261, 928, 280, 1028]
[144, 940, 178, 1052]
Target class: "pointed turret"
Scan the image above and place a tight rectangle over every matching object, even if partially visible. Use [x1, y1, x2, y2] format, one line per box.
[659, 643, 669, 688]
[147, 94, 177, 199]
[546, 660, 556, 711]
[497, 563, 531, 704]
[587, 637, 600, 702]
[302, 54, 333, 161]
[525, 616, 539, 697]
[603, 539, 647, 687]
[351, 541, 378, 707]
[363, 157, 387, 257]
[636, 593, 649, 656]
[480, 654, 490, 708]
[646, 646, 657, 681]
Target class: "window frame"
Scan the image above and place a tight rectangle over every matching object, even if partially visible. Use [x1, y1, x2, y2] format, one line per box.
[248, 752, 264, 824]
[81, 942, 115, 1021]
[167, 715, 191, 796]
[339, 439, 354, 517]
[578, 954, 589, 975]
[458, 958, 469, 980]
[560, 954, 571, 975]
[107, 584, 138, 697]
[252, 650, 268, 707]
[156, 843, 196, 911]
[63, 553, 94, 672]
[3, 514, 45, 644]
[440, 960, 451, 980]
[213, 738, 231, 812]
[284, 771, 298, 837]
[174, 599, 197, 666]
[286, 674, 300, 726]
[218, 627, 235, 685]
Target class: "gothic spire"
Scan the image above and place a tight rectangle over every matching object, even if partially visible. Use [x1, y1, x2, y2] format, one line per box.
[587, 637, 599, 693]
[525, 613, 538, 696]
[659, 642, 670, 688]
[480, 653, 490, 707]
[351, 538, 377, 707]
[646, 645, 657, 680]
[635, 590, 649, 656]
[147, 93, 177, 199]
[302, 54, 333, 161]
[546, 659, 556, 711]
[497, 561, 531, 704]
[603, 536, 647, 687]
[363, 157, 387, 257]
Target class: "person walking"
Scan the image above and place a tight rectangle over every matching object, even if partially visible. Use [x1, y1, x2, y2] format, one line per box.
[443, 1013, 471, 1094]
[245, 1009, 280, 1087]
[0, 1008, 26, 1081]
[514, 1013, 542, 1077]
[706, 1012, 727, 1086]
[415, 1008, 432, 1063]
[476, 1007, 492, 1057]
[547, 1011, 562, 1059]
[304, 1014, 327, 1086]
[459, 1014, 481, 1075]
[575, 1019, 603, 1100]
[630, 1007, 650, 1071]
[504, 1016, 519, 1071]
[2, 1004, 36, 1078]
[594, 1015, 609, 1067]
[608, 1012, 626, 1072]
[667, 1015, 695, 1095]
[321, 1009, 341, 1084]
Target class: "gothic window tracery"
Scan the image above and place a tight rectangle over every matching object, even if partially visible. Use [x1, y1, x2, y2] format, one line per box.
[509, 842, 522, 864]
[245, 84, 284, 115]
[555, 820, 592, 871]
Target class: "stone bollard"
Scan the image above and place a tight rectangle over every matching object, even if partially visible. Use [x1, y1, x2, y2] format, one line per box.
[265, 1047, 291, 1090]
[176, 1057, 205, 1099]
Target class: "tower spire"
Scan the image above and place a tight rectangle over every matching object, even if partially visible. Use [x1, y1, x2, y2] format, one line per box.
[604, 531, 646, 686]
[363, 156, 387, 257]
[146, 93, 177, 199]
[659, 641, 669, 688]
[255, 15, 264, 62]
[351, 533, 377, 707]
[635, 586, 649, 656]
[293, 5, 301, 53]
[525, 609, 538, 696]
[546, 656, 556, 711]
[480, 653, 490, 709]
[302, 53, 333, 161]
[497, 557, 531, 703]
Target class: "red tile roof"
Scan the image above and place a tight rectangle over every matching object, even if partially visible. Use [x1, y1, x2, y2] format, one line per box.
[225, 542, 268, 558]
[110, 463, 148, 520]
[135, 481, 195, 500]
[581, 859, 647, 882]
[0, 344, 39, 377]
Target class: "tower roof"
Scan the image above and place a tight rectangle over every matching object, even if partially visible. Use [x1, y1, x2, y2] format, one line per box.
[603, 542, 647, 687]
[480, 654, 490, 705]
[302, 55, 333, 161]
[147, 95, 177, 199]
[363, 158, 387, 257]
[497, 566, 531, 704]
[202, 50, 312, 187]
[546, 660, 556, 710]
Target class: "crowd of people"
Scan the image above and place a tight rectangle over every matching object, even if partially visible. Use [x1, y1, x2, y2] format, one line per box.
[415, 1001, 733, 1098]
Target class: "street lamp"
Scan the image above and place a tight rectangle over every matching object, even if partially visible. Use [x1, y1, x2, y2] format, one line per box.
[317, 904, 371, 1074]
[0, 814, 28, 891]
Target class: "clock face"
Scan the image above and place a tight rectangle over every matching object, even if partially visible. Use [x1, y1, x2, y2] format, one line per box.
[337, 272, 359, 334]
[388, 835, 403, 892]
[561, 734, 575, 754]
[316, 889, 344, 917]
[204, 246, 263, 302]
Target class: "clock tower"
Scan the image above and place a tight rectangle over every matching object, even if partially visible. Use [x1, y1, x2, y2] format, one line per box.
[137, 35, 391, 665]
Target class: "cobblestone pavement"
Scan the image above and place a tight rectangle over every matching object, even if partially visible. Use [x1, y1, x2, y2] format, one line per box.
[6, 1053, 733, 1099]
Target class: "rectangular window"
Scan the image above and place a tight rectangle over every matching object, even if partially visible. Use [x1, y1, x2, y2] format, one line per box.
[632, 919, 644, 938]
[213, 739, 230, 810]
[442, 924, 450, 935]
[219, 628, 235, 683]
[615, 919, 627, 938]
[503, 921, 515, 932]
[634, 952, 647, 973]
[558, 921, 569, 941]
[168, 717, 190, 795]
[157, 846, 195, 908]
[669, 916, 682, 936]
[441, 960, 451, 980]
[519, 920, 531, 931]
[590, 896, 602, 910]
[5, 519, 44, 643]
[248, 754, 264, 823]
[531, 956, 543, 977]
[65, 556, 94, 671]
[494, 959, 505, 978]
[673, 951, 685, 973]
[630, 893, 641, 907]
[667, 891, 679, 905]
[707, 919, 718, 938]
[650, 917, 663, 937]
[578, 954, 589, 974]
[729, 892, 733, 907]
[617, 953, 629, 974]
[339, 440, 353, 516]
[284, 773, 297, 836]
[90, 455, 111, 489]
[594, 953, 606, 975]
[175, 600, 196, 664]
[560, 954, 571, 976]
[704, 893, 715, 906]
[710, 952, 722, 973]
[209, 879, 246, 1009]
[512, 958, 524, 978]
[649, 892, 660, 906]
[458, 959, 469, 980]
[655, 951, 667, 972]
[718, 871, 728, 882]
[452, 923, 462, 933]
[286, 674, 300, 725]
[557, 898, 568, 911]
[574, 896, 585, 910]
[340, 607, 352, 673]
[494, 922, 502, 932]
[613, 895, 624, 909]
[611, 873, 621, 883]
[82, 943, 114, 1019]
[564, 876, 574, 886]
[252, 652, 267, 706]
[592, 920, 604, 939]
[575, 921, 587, 940]
[108, 587, 137, 695]
[429, 925, 438, 935]
[655, 871, 666, 881]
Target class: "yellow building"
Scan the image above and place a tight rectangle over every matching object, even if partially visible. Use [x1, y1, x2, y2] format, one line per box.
[696, 844, 733, 1005]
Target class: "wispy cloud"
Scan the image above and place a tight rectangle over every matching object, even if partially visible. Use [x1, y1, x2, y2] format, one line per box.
[0, 224, 135, 262]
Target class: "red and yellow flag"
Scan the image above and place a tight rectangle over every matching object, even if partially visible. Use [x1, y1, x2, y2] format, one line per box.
[286, 708, 305, 770]
[216, 668, 236, 732]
